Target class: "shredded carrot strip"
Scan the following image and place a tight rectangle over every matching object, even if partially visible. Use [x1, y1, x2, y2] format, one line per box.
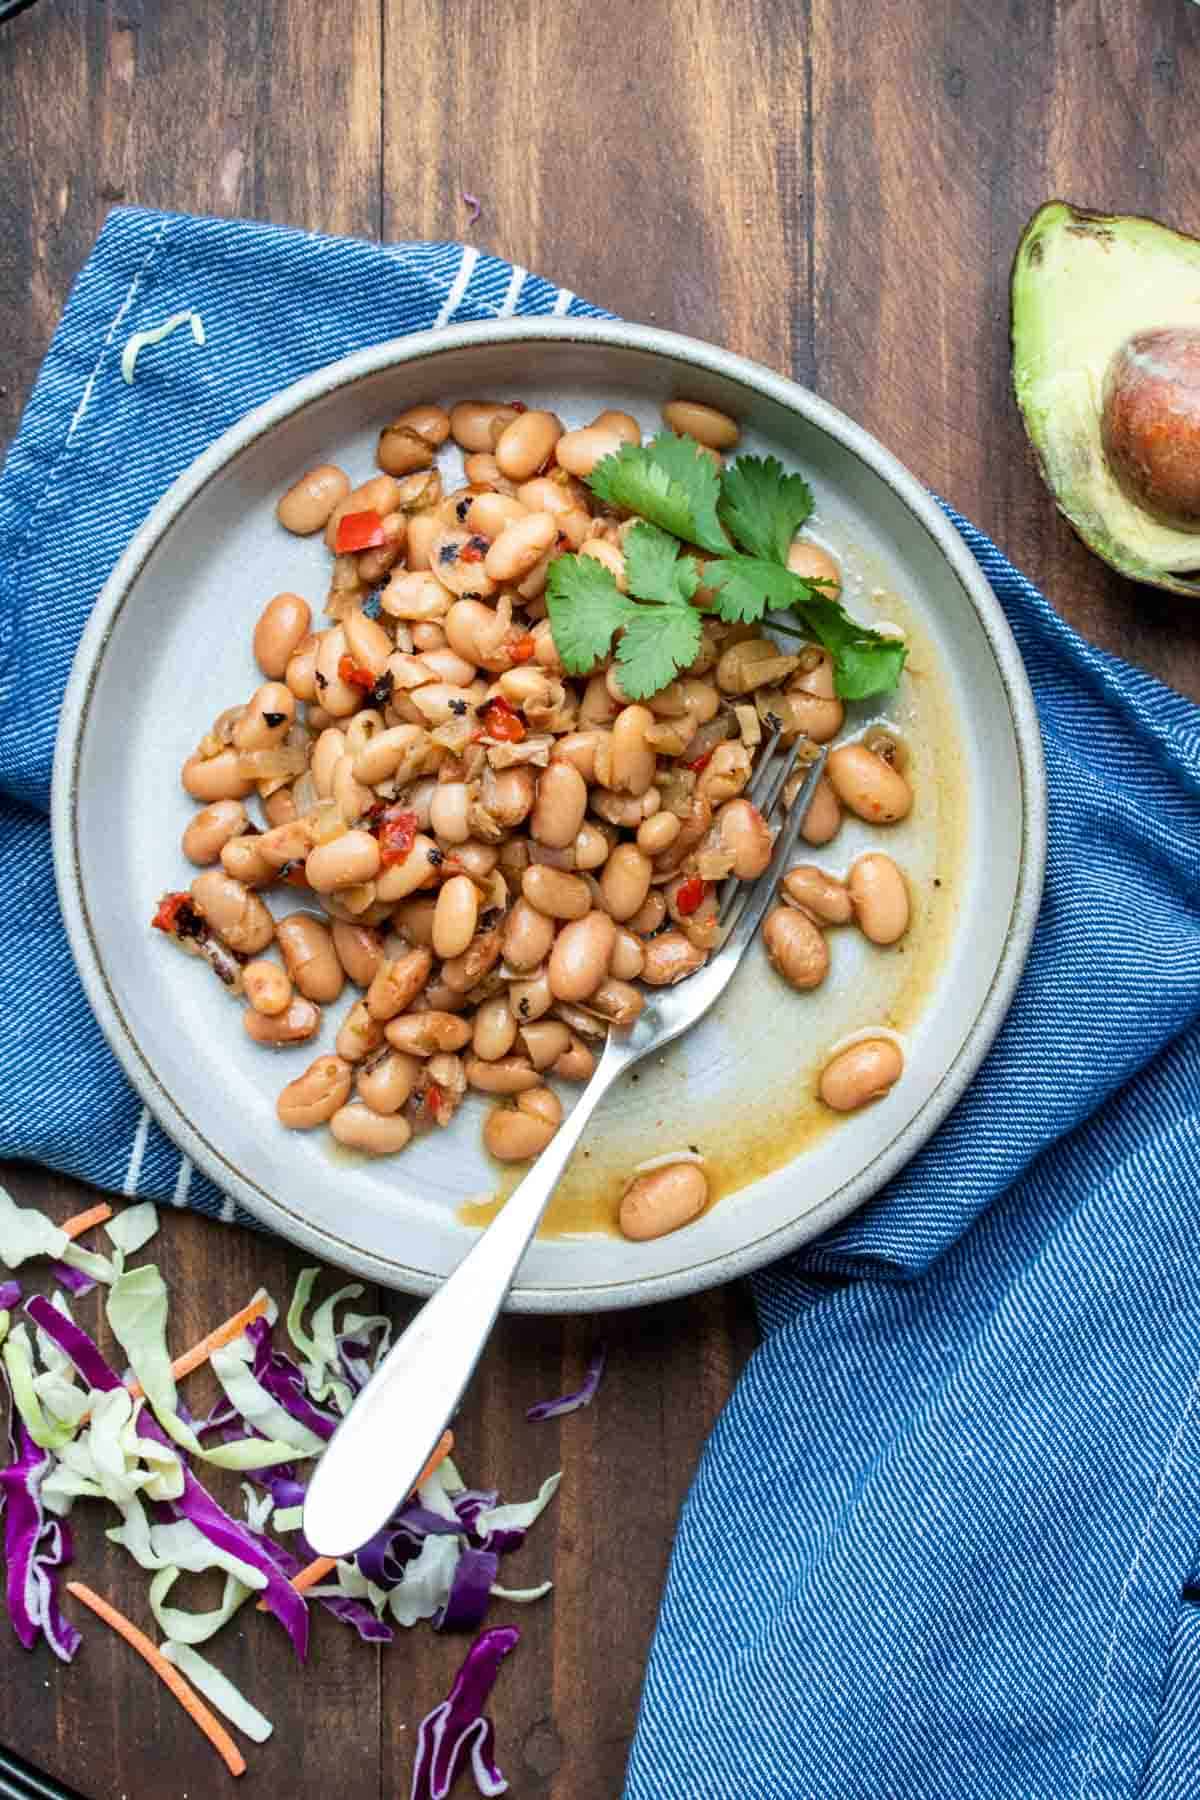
[66, 1583, 246, 1777]
[125, 1294, 271, 1402]
[287, 1556, 336, 1598]
[60, 1202, 113, 1240]
[259, 1430, 456, 1609]
[415, 1429, 455, 1490]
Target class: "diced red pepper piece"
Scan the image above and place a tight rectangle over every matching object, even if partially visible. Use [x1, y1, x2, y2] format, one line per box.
[686, 750, 713, 775]
[375, 808, 419, 868]
[507, 401, 527, 414]
[334, 509, 386, 554]
[151, 891, 190, 934]
[424, 1082, 444, 1119]
[508, 634, 537, 664]
[459, 542, 485, 564]
[675, 875, 709, 917]
[338, 653, 376, 692]
[283, 863, 310, 888]
[480, 696, 526, 743]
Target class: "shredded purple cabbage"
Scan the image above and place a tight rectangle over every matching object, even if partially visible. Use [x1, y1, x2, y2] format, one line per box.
[525, 1346, 607, 1422]
[0, 1365, 80, 1661]
[411, 1626, 518, 1800]
[254, 1530, 394, 1645]
[192, 1393, 240, 1438]
[25, 1294, 310, 1659]
[435, 1549, 500, 1633]
[452, 1490, 499, 1535]
[46, 1260, 96, 1298]
[243, 1317, 340, 1441]
[24, 1295, 121, 1395]
[337, 1322, 389, 1395]
[242, 1456, 308, 1515]
[353, 1498, 465, 1590]
[148, 1420, 311, 1660]
[0, 1280, 20, 1312]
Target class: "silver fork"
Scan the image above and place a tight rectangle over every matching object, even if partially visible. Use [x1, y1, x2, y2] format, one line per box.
[303, 740, 827, 1555]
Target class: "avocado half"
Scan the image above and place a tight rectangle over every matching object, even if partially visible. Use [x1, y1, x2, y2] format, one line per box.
[1011, 201, 1200, 596]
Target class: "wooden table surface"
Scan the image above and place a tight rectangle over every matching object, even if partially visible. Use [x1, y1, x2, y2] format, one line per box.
[4, 2, 1200, 1796]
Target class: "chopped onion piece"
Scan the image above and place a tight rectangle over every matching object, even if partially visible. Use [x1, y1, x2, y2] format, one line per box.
[631, 1149, 707, 1174]
[734, 703, 762, 748]
[235, 746, 308, 780]
[293, 771, 319, 815]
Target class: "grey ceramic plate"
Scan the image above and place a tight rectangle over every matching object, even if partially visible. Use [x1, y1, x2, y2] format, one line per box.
[52, 320, 1045, 1311]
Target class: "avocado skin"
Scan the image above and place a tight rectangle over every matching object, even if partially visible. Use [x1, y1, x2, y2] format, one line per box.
[1011, 201, 1200, 598]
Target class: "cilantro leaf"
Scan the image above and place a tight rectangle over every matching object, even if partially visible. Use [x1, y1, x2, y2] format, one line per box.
[586, 433, 728, 554]
[639, 433, 728, 553]
[545, 554, 636, 674]
[623, 521, 702, 607]
[704, 557, 906, 697]
[718, 455, 814, 563]
[792, 599, 908, 700]
[614, 604, 704, 701]
[703, 555, 804, 624]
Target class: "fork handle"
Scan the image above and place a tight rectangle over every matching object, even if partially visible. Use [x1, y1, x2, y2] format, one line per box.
[302, 1039, 628, 1557]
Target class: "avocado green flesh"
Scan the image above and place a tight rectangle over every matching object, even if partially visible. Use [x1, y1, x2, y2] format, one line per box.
[1011, 201, 1200, 596]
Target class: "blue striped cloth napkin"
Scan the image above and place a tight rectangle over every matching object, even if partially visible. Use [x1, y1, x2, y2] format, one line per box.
[3, 210, 1200, 1797]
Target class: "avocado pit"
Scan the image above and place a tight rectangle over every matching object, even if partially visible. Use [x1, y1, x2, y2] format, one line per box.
[1101, 326, 1200, 530]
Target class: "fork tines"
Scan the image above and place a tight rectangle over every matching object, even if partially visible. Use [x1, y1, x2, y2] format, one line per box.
[716, 728, 818, 931]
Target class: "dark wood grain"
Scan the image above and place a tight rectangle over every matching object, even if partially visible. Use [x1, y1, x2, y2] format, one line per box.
[3, 0, 1200, 1795]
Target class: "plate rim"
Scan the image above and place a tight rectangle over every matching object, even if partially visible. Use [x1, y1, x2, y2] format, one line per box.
[51, 316, 1047, 1312]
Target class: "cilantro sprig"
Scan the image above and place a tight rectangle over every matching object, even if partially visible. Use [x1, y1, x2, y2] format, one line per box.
[546, 521, 703, 701]
[545, 430, 907, 701]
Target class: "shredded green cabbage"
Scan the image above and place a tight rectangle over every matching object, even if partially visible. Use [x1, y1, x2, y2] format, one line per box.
[152, 1569, 254, 1646]
[2, 1323, 79, 1450]
[491, 1580, 554, 1603]
[209, 1334, 326, 1458]
[0, 1184, 71, 1267]
[104, 1202, 159, 1257]
[105, 1267, 299, 1470]
[120, 310, 206, 385]
[474, 1472, 562, 1539]
[160, 1640, 274, 1742]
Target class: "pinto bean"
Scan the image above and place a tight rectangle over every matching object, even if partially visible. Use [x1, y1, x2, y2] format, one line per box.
[190, 871, 274, 954]
[244, 996, 321, 1046]
[329, 1105, 413, 1154]
[276, 913, 345, 1003]
[277, 1056, 353, 1128]
[619, 1162, 709, 1240]
[182, 800, 248, 866]
[819, 1039, 904, 1112]
[548, 911, 616, 1002]
[762, 906, 829, 990]
[366, 947, 434, 1021]
[826, 744, 913, 824]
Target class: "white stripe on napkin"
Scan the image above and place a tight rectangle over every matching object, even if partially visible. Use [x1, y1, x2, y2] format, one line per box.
[434, 247, 479, 329]
[497, 265, 527, 317]
[68, 217, 170, 445]
[552, 287, 575, 316]
[123, 1104, 151, 1195]
[172, 1155, 193, 1209]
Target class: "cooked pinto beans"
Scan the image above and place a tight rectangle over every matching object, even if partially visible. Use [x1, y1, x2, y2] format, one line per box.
[159, 387, 926, 1191]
